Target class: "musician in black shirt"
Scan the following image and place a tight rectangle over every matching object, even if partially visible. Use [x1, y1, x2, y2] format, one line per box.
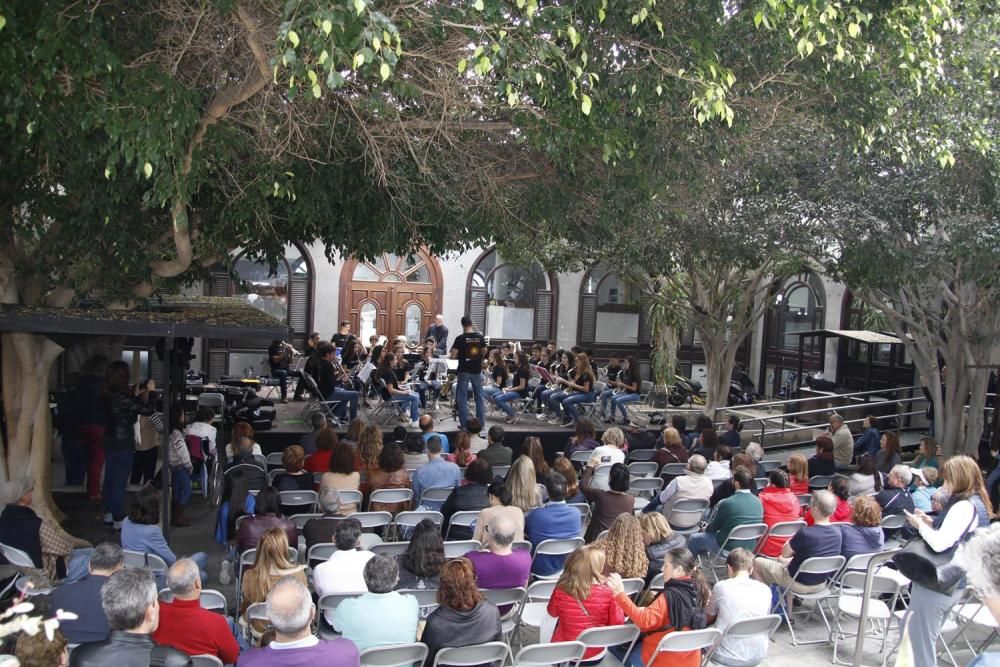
[268, 340, 293, 402]
[597, 353, 623, 421]
[608, 356, 641, 425]
[377, 352, 421, 427]
[331, 321, 351, 349]
[425, 314, 449, 356]
[310, 342, 359, 421]
[494, 352, 532, 424]
[450, 316, 486, 434]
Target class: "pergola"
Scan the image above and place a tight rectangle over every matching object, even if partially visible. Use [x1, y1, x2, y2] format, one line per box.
[0, 296, 289, 538]
[794, 328, 905, 392]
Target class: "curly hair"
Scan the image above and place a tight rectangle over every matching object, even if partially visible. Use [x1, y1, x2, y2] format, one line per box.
[358, 424, 384, 471]
[437, 557, 484, 611]
[282, 445, 305, 473]
[378, 442, 405, 473]
[851, 494, 882, 527]
[596, 514, 648, 579]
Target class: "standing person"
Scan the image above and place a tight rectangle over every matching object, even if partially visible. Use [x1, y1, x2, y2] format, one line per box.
[426, 314, 449, 356]
[331, 321, 351, 349]
[131, 411, 162, 487]
[547, 546, 625, 658]
[102, 361, 156, 528]
[705, 549, 773, 667]
[76, 354, 108, 502]
[900, 455, 993, 667]
[828, 414, 853, 470]
[451, 316, 487, 435]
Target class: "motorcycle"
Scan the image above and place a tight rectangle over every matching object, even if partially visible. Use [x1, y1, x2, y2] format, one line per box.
[727, 369, 757, 406]
[668, 374, 705, 407]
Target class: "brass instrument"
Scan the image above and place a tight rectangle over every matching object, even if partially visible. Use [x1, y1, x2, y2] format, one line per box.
[439, 376, 455, 399]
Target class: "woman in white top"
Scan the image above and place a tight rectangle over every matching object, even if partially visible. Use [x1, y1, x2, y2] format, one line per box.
[901, 455, 993, 667]
[184, 406, 218, 456]
[225, 421, 263, 460]
[848, 453, 881, 497]
[588, 427, 627, 467]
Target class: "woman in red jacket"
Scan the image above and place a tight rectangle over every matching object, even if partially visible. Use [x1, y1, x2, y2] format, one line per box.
[787, 454, 810, 496]
[758, 469, 803, 556]
[805, 476, 852, 525]
[608, 547, 710, 667]
[546, 545, 625, 658]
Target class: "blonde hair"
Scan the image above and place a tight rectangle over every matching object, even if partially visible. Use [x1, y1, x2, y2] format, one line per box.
[941, 455, 993, 515]
[556, 545, 605, 602]
[506, 455, 540, 512]
[661, 427, 682, 448]
[243, 528, 298, 609]
[596, 514, 648, 579]
[639, 511, 674, 545]
[787, 453, 809, 483]
[602, 427, 625, 448]
[358, 424, 383, 471]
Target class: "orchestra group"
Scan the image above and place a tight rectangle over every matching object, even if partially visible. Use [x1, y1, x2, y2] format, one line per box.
[267, 314, 642, 434]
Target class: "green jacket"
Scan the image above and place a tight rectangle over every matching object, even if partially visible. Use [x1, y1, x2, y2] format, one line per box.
[707, 490, 764, 550]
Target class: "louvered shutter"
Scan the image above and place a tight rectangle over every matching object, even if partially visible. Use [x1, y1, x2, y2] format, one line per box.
[534, 291, 554, 340]
[208, 271, 232, 297]
[580, 294, 597, 343]
[207, 350, 229, 382]
[638, 308, 652, 345]
[288, 275, 310, 347]
[469, 287, 487, 333]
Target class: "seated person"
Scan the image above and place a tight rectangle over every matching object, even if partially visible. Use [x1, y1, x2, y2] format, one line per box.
[69, 568, 189, 666]
[395, 519, 445, 590]
[238, 577, 360, 667]
[303, 487, 347, 550]
[272, 445, 314, 492]
[807, 436, 838, 478]
[235, 486, 297, 554]
[580, 462, 634, 542]
[525, 472, 583, 576]
[642, 455, 713, 516]
[441, 459, 494, 540]
[688, 466, 763, 557]
[704, 445, 734, 481]
[465, 514, 532, 590]
[805, 476, 852, 525]
[122, 486, 207, 584]
[411, 437, 462, 509]
[563, 420, 600, 457]
[367, 442, 412, 515]
[653, 426, 689, 467]
[841, 495, 884, 561]
[706, 549, 773, 667]
[313, 519, 374, 621]
[153, 558, 239, 665]
[876, 464, 915, 517]
[548, 546, 625, 660]
[403, 432, 429, 470]
[472, 482, 526, 544]
[477, 426, 513, 468]
[422, 558, 503, 666]
[319, 444, 360, 514]
[911, 467, 939, 512]
[333, 555, 419, 652]
[51, 542, 123, 644]
[240, 529, 307, 635]
[757, 470, 802, 557]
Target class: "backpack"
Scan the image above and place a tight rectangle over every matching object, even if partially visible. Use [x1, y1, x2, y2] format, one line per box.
[185, 434, 206, 462]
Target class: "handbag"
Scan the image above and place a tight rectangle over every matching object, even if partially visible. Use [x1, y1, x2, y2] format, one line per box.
[892, 502, 977, 595]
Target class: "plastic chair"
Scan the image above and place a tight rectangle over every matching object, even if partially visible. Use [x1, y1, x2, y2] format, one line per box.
[666, 498, 709, 533]
[880, 514, 906, 531]
[754, 477, 769, 491]
[481, 586, 526, 637]
[290, 513, 321, 531]
[703, 614, 781, 666]
[531, 537, 584, 579]
[265, 452, 284, 471]
[629, 476, 664, 499]
[758, 460, 781, 473]
[432, 641, 511, 667]
[568, 503, 592, 524]
[318, 593, 363, 639]
[950, 598, 1000, 658]
[368, 488, 413, 511]
[514, 580, 558, 640]
[444, 540, 482, 559]
[398, 586, 440, 613]
[809, 475, 834, 490]
[659, 463, 687, 485]
[190, 656, 223, 667]
[420, 487, 454, 507]
[445, 510, 480, 540]
[279, 489, 318, 514]
[396, 510, 444, 533]
[337, 489, 364, 509]
[756, 520, 806, 556]
[360, 643, 429, 667]
[370, 541, 411, 557]
[513, 641, 585, 667]
[647, 571, 665, 591]
[645, 627, 721, 667]
[0, 543, 35, 568]
[577, 624, 641, 663]
[627, 449, 656, 463]
[626, 381, 656, 426]
[570, 450, 593, 465]
[244, 602, 269, 642]
[199, 589, 228, 612]
[122, 550, 168, 576]
[350, 511, 394, 531]
[702, 522, 769, 581]
[307, 542, 339, 568]
[831, 571, 901, 665]
[628, 461, 659, 478]
[492, 465, 511, 480]
[512, 540, 533, 552]
[776, 554, 847, 646]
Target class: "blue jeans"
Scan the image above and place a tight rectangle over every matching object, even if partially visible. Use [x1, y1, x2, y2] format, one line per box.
[64, 548, 93, 584]
[271, 368, 289, 399]
[327, 388, 359, 420]
[535, 387, 557, 411]
[687, 531, 721, 556]
[172, 466, 193, 507]
[456, 372, 486, 432]
[103, 448, 135, 522]
[611, 643, 644, 667]
[393, 392, 421, 421]
[562, 392, 595, 422]
[612, 392, 641, 420]
[548, 391, 570, 417]
[494, 391, 524, 417]
[598, 388, 617, 416]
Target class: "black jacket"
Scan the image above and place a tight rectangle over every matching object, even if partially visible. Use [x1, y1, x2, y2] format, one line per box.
[69, 631, 191, 667]
[0, 504, 43, 568]
[103, 391, 155, 450]
[441, 483, 490, 539]
[421, 601, 502, 667]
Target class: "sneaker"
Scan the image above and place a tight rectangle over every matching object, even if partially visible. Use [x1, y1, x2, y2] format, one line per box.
[548, 418, 562, 425]
[102, 513, 113, 526]
[562, 420, 573, 428]
[410, 421, 420, 428]
[219, 560, 233, 586]
[112, 520, 123, 531]
[504, 415, 519, 425]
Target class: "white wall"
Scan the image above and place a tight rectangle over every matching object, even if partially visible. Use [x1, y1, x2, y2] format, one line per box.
[310, 243, 341, 338]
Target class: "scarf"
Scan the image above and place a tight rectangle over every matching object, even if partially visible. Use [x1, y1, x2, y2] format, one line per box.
[653, 578, 706, 634]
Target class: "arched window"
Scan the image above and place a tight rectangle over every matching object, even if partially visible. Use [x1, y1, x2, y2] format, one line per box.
[769, 274, 825, 354]
[466, 248, 557, 342]
[579, 265, 644, 345]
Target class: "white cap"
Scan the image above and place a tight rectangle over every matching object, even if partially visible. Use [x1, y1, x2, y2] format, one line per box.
[910, 467, 928, 485]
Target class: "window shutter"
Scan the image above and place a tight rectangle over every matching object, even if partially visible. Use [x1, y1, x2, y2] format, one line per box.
[288, 275, 310, 346]
[469, 287, 487, 333]
[208, 271, 232, 297]
[207, 350, 229, 382]
[534, 291, 554, 340]
[580, 294, 597, 343]
[638, 308, 652, 345]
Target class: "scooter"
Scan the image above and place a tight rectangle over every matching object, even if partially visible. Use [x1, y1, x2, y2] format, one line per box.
[668, 374, 705, 407]
[727, 369, 757, 406]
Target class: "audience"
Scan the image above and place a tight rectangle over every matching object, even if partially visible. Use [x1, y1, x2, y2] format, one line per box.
[581, 462, 634, 542]
[165, 408, 195, 527]
[608, 547, 710, 667]
[442, 458, 494, 539]
[506, 455, 542, 512]
[298, 412, 327, 456]
[368, 442, 412, 514]
[421, 558, 503, 666]
[786, 454, 810, 495]
[445, 431, 477, 467]
[154, 558, 239, 664]
[525, 472, 583, 576]
[706, 549, 773, 667]
[875, 464, 915, 521]
[122, 486, 207, 584]
[333, 555, 419, 651]
[589, 427, 627, 467]
[705, 445, 734, 481]
[240, 528, 307, 635]
[226, 422, 263, 461]
[594, 514, 649, 579]
[852, 414, 880, 460]
[849, 454, 883, 496]
[236, 486, 298, 554]
[808, 436, 837, 477]
[753, 490, 843, 594]
[69, 568, 189, 666]
[955, 523, 1000, 667]
[654, 426, 689, 466]
[51, 542, 123, 644]
[547, 546, 625, 659]
[691, 428, 719, 461]
[320, 444, 361, 513]
[16, 627, 68, 667]
[805, 477, 852, 525]
[911, 466, 939, 512]
[313, 519, 374, 604]
[304, 428, 339, 475]
[404, 432, 430, 469]
[419, 414, 451, 453]
[876, 431, 903, 475]
[688, 466, 763, 557]
[357, 424, 384, 494]
[911, 436, 940, 469]
[472, 482, 525, 544]
[757, 470, 805, 557]
[396, 519, 445, 589]
[827, 414, 853, 470]
[465, 514, 531, 590]
[720, 415, 742, 449]
[840, 495, 884, 561]
[273, 445, 313, 492]
[466, 418, 489, 453]
[477, 426, 513, 467]
[411, 436, 462, 509]
[709, 453, 757, 507]
[640, 512, 685, 581]
[524, 437, 550, 482]
[563, 419, 600, 457]
[340, 418, 364, 447]
[239, 576, 359, 666]
[643, 455, 713, 516]
[303, 487, 347, 549]
[553, 456, 586, 503]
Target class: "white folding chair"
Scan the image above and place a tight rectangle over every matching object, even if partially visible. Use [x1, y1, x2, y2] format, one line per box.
[701, 522, 769, 582]
[776, 554, 847, 646]
[645, 627, 721, 667]
[659, 462, 687, 485]
[513, 641, 585, 667]
[515, 580, 557, 639]
[199, 589, 227, 613]
[244, 602, 269, 642]
[190, 654, 224, 667]
[318, 592, 362, 639]
[368, 488, 413, 511]
[307, 542, 338, 568]
[809, 475, 835, 490]
[531, 537, 585, 580]
[432, 641, 511, 667]
[399, 587, 441, 614]
[444, 540, 482, 559]
[0, 543, 35, 568]
[666, 498, 709, 534]
[445, 510, 480, 540]
[647, 571, 665, 591]
[577, 624, 641, 664]
[754, 477, 769, 491]
[279, 490, 318, 514]
[396, 510, 444, 534]
[265, 452, 284, 471]
[627, 448, 656, 463]
[290, 513, 321, 532]
[252, 453, 268, 468]
[481, 586, 526, 638]
[492, 465, 511, 479]
[420, 487, 454, 507]
[122, 550, 168, 577]
[513, 540, 533, 552]
[337, 488, 364, 511]
[370, 541, 410, 557]
[756, 520, 806, 556]
[880, 514, 907, 531]
[628, 461, 659, 478]
[950, 598, 1000, 658]
[629, 476, 664, 499]
[568, 503, 592, 524]
[758, 460, 781, 474]
[350, 511, 394, 532]
[570, 450, 593, 465]
[831, 571, 901, 665]
[703, 614, 781, 666]
[360, 642, 429, 667]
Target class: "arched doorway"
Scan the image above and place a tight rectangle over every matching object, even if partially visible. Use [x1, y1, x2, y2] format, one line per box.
[760, 272, 826, 396]
[465, 247, 558, 344]
[339, 250, 443, 346]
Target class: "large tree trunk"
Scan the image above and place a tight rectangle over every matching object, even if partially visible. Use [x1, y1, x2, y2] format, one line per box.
[700, 335, 741, 420]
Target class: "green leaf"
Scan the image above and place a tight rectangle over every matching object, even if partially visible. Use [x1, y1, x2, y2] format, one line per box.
[567, 26, 579, 49]
[598, 8, 606, 22]
[308, 70, 318, 84]
[143, 162, 153, 179]
[848, 22, 860, 38]
[319, 50, 329, 65]
[535, 72, 542, 85]
[312, 84, 322, 98]
[507, 91, 518, 106]
[353, 52, 365, 69]
[754, 10, 763, 28]
[288, 30, 300, 48]
[354, 0, 365, 15]
[0, 15, 6, 32]
[322, 19, 332, 35]
[380, 62, 391, 81]
[473, 0, 484, 11]
[104, 167, 111, 179]
[581, 93, 592, 115]
[457, 58, 467, 74]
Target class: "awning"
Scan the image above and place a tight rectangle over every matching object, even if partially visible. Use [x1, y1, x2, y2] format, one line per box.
[793, 329, 903, 346]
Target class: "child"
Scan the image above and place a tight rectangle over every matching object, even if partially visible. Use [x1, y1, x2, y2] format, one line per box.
[911, 466, 939, 512]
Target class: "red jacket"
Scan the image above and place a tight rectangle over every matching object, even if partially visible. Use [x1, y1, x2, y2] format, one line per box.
[790, 477, 809, 496]
[547, 584, 625, 658]
[758, 486, 802, 556]
[806, 498, 851, 526]
[153, 597, 240, 665]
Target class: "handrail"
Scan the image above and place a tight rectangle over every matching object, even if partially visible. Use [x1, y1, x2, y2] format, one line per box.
[731, 385, 922, 413]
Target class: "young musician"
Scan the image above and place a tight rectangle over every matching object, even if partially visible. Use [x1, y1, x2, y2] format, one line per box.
[292, 333, 322, 401]
[533, 350, 571, 419]
[451, 316, 487, 435]
[597, 353, 623, 421]
[609, 357, 641, 425]
[414, 345, 444, 410]
[550, 352, 596, 427]
[267, 339, 293, 403]
[331, 321, 351, 349]
[378, 352, 421, 427]
[310, 342, 359, 422]
[484, 349, 509, 402]
[495, 352, 532, 424]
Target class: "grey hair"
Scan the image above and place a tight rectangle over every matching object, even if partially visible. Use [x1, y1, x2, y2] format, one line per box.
[310, 413, 327, 430]
[890, 464, 913, 487]
[810, 489, 838, 519]
[489, 516, 516, 548]
[319, 487, 341, 514]
[363, 554, 399, 594]
[745, 442, 764, 462]
[101, 568, 157, 632]
[688, 455, 707, 475]
[166, 558, 200, 596]
[956, 523, 1000, 600]
[89, 542, 124, 571]
[830, 414, 844, 424]
[267, 577, 313, 635]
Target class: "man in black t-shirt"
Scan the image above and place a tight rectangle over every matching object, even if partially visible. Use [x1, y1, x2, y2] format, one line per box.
[331, 321, 351, 349]
[425, 314, 449, 356]
[450, 316, 486, 434]
[268, 340, 292, 402]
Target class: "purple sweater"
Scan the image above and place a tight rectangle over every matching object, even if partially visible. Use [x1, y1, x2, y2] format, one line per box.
[237, 638, 359, 667]
[465, 549, 532, 589]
